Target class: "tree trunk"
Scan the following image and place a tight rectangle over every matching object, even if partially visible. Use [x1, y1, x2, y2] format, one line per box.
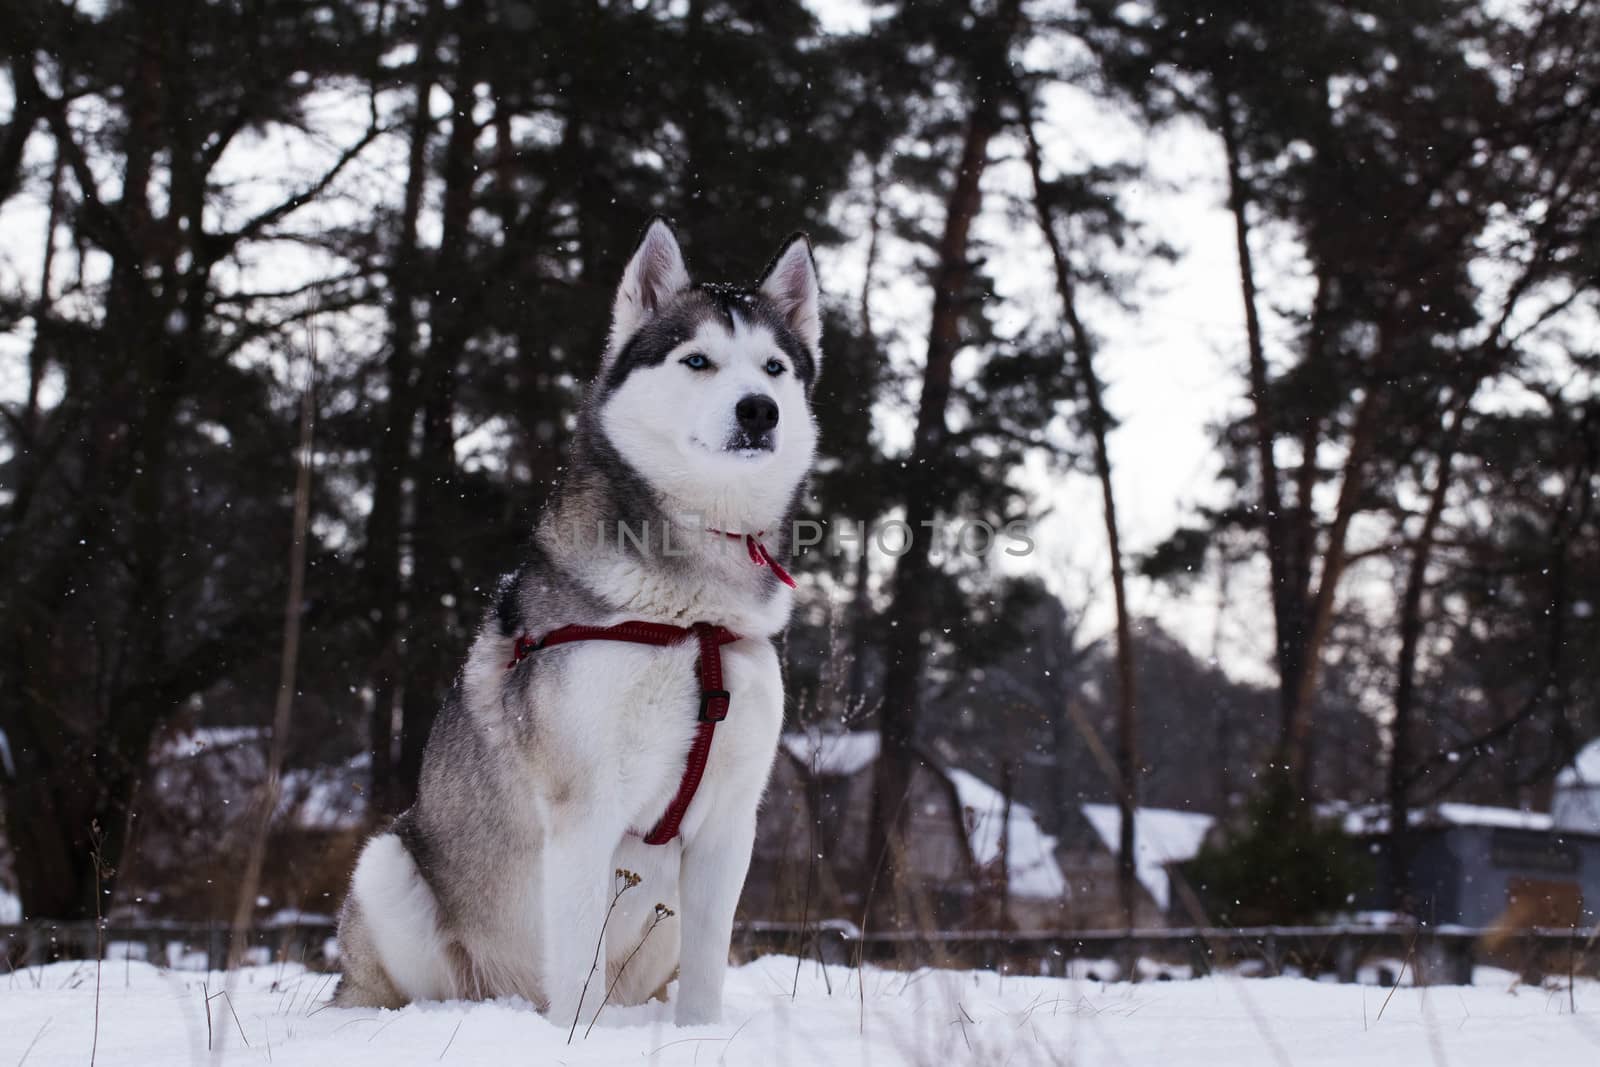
[1, 700, 99, 919]
[365, 0, 442, 815]
[1388, 393, 1470, 907]
[1211, 548, 1235, 813]
[1215, 79, 1309, 775]
[845, 172, 885, 714]
[998, 762, 1014, 930]
[10, 148, 63, 527]
[1, 5, 174, 918]
[845, 541, 873, 715]
[679, 0, 712, 238]
[85, 1, 176, 917]
[397, 2, 482, 804]
[1283, 378, 1383, 788]
[0, 54, 41, 209]
[867, 0, 1019, 924]
[1019, 110, 1140, 931]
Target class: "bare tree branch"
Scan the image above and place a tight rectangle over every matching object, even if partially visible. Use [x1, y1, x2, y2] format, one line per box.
[201, 120, 387, 266]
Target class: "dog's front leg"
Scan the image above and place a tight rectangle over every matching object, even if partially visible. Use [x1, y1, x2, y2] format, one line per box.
[539, 833, 617, 1031]
[674, 812, 757, 1025]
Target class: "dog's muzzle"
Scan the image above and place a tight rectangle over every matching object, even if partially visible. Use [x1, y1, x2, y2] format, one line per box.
[726, 393, 779, 453]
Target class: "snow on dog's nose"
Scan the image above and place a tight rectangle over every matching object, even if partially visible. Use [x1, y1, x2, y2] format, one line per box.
[735, 394, 779, 437]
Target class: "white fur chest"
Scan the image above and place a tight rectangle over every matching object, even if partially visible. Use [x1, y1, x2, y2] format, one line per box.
[511, 628, 784, 843]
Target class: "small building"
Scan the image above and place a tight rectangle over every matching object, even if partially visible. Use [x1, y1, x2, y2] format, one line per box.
[119, 728, 366, 919]
[1056, 804, 1215, 927]
[745, 730, 1069, 930]
[1344, 801, 1600, 928]
[1553, 739, 1600, 835]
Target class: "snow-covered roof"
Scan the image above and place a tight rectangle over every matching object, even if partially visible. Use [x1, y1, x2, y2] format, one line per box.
[1433, 803, 1554, 831]
[153, 726, 268, 763]
[145, 727, 368, 832]
[1556, 739, 1600, 789]
[277, 754, 370, 831]
[1080, 804, 1215, 911]
[781, 730, 880, 778]
[946, 769, 1067, 899]
[778, 730, 1069, 898]
[1337, 801, 1554, 835]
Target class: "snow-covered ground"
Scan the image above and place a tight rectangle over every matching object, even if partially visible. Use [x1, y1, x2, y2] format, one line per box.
[2, 958, 1596, 1066]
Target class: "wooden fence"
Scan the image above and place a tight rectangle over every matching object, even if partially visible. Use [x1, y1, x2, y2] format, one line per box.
[4, 919, 1595, 987]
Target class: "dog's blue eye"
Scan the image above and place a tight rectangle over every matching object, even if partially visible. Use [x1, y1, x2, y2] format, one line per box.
[681, 353, 710, 370]
[764, 358, 786, 377]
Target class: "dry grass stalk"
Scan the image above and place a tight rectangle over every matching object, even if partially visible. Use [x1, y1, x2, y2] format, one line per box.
[567, 868, 641, 1044]
[584, 901, 675, 1038]
[89, 820, 113, 1066]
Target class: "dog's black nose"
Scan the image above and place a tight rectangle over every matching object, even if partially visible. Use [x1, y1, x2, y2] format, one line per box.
[736, 394, 780, 435]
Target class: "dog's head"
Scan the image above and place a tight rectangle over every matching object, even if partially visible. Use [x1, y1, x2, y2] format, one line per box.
[592, 218, 822, 530]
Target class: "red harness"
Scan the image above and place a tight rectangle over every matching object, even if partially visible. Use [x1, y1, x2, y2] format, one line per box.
[506, 620, 741, 845]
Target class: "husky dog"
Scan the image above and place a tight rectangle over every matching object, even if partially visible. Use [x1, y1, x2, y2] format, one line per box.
[332, 219, 820, 1027]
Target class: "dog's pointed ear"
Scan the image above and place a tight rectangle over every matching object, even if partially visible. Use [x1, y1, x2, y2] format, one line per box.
[609, 217, 691, 354]
[759, 233, 821, 357]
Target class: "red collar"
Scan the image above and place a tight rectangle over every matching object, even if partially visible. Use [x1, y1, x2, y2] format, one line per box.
[709, 529, 798, 589]
[506, 620, 740, 845]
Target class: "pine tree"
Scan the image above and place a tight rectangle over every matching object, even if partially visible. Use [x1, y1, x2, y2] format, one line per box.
[0, 0, 387, 918]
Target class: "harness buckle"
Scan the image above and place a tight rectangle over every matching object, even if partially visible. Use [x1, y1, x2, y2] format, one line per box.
[698, 688, 731, 723]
